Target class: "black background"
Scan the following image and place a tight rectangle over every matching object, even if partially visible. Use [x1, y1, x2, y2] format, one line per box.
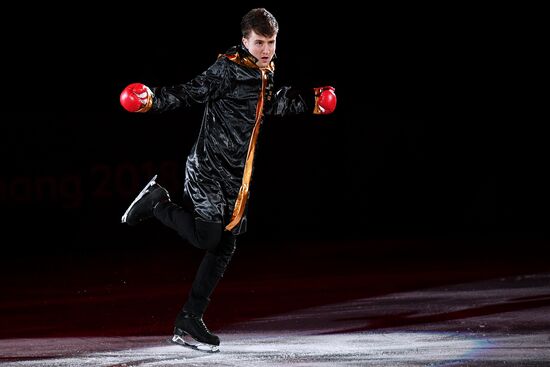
[1, 2, 547, 261]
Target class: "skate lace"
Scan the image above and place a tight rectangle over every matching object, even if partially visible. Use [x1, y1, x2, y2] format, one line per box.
[197, 318, 211, 334]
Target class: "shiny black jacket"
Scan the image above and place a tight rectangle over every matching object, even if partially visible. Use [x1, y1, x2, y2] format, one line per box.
[150, 45, 310, 234]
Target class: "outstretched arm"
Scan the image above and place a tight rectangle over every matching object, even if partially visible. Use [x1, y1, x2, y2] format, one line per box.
[119, 57, 231, 113]
[267, 85, 337, 117]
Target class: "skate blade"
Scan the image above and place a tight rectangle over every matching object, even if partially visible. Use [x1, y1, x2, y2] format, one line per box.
[170, 334, 220, 353]
[120, 174, 158, 223]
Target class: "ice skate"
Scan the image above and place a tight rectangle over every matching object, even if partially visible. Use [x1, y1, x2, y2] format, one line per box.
[170, 311, 220, 353]
[121, 174, 170, 225]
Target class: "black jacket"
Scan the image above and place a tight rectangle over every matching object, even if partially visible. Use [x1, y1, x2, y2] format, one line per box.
[150, 45, 311, 234]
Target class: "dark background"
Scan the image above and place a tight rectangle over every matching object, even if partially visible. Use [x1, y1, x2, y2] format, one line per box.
[1, 3, 547, 264]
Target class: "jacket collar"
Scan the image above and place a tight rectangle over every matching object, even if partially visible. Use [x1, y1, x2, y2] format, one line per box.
[220, 44, 275, 72]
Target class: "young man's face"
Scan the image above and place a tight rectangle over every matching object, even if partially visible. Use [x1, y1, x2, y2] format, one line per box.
[242, 30, 277, 68]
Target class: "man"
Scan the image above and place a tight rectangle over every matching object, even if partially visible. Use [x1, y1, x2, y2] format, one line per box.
[119, 8, 336, 352]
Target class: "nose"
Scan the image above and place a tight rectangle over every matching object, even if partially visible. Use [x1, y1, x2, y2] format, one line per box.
[261, 44, 272, 54]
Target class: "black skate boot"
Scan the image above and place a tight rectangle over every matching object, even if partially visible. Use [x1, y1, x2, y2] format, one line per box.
[121, 174, 170, 226]
[171, 311, 220, 353]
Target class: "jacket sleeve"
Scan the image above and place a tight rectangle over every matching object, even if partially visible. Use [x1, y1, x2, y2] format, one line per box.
[266, 86, 313, 117]
[150, 57, 231, 112]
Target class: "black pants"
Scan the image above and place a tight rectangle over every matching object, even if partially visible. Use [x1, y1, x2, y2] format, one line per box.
[153, 201, 236, 317]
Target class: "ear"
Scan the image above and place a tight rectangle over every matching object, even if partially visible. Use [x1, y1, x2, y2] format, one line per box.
[242, 37, 248, 48]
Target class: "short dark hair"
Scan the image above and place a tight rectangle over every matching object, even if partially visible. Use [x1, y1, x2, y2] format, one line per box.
[241, 8, 279, 38]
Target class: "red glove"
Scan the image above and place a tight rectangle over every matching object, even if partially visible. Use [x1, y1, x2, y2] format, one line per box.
[313, 86, 337, 114]
[120, 83, 153, 112]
